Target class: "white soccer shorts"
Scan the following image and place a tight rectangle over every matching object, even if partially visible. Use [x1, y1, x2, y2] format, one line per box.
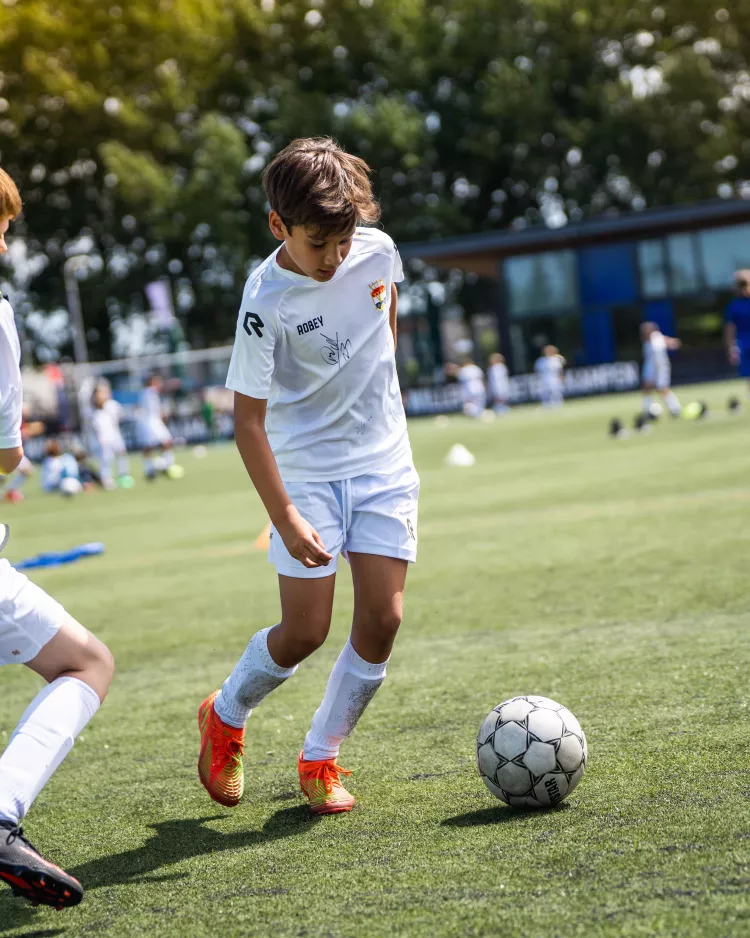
[269, 463, 419, 579]
[643, 361, 671, 389]
[138, 417, 172, 448]
[0, 560, 67, 666]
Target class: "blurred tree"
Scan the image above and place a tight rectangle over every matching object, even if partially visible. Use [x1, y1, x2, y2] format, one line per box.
[0, 0, 748, 359]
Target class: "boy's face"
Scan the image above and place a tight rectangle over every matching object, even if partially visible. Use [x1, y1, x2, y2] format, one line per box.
[269, 211, 355, 282]
[0, 216, 10, 254]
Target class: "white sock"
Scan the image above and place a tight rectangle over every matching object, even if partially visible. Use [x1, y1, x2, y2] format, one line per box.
[664, 391, 681, 415]
[162, 450, 174, 469]
[0, 677, 100, 826]
[116, 455, 130, 476]
[144, 456, 155, 475]
[214, 626, 297, 729]
[643, 395, 653, 414]
[303, 639, 388, 762]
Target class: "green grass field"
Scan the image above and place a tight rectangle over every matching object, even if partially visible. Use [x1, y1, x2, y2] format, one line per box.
[2, 382, 749, 938]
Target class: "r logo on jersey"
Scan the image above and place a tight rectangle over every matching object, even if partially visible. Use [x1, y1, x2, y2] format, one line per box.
[369, 279, 387, 311]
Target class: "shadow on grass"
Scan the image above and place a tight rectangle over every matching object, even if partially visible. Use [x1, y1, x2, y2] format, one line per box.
[0, 805, 317, 930]
[443, 802, 571, 827]
[70, 805, 318, 891]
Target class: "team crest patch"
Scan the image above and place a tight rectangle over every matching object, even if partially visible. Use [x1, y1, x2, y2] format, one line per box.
[369, 278, 387, 311]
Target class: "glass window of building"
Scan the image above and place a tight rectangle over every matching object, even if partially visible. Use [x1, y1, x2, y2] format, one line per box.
[636, 240, 668, 298]
[505, 250, 578, 318]
[699, 223, 750, 289]
[667, 233, 701, 294]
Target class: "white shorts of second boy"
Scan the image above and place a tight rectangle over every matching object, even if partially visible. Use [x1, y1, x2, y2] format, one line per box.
[138, 417, 172, 448]
[643, 361, 671, 389]
[0, 560, 67, 666]
[269, 463, 420, 579]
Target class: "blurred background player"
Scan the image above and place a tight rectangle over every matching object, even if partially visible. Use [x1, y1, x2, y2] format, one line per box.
[136, 374, 178, 481]
[0, 167, 114, 909]
[40, 440, 82, 496]
[487, 352, 509, 413]
[91, 381, 133, 490]
[725, 270, 750, 396]
[640, 321, 681, 417]
[457, 358, 487, 418]
[0, 407, 44, 504]
[535, 345, 566, 407]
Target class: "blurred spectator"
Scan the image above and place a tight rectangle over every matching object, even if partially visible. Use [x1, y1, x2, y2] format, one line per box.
[535, 345, 566, 408]
[725, 270, 750, 394]
[41, 440, 82, 495]
[457, 359, 487, 418]
[487, 353, 510, 413]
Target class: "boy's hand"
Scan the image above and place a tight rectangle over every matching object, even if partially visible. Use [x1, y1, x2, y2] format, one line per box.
[277, 507, 332, 568]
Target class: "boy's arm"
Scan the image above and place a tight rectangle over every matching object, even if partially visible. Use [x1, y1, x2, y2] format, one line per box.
[389, 283, 398, 349]
[665, 336, 682, 350]
[233, 392, 332, 568]
[725, 321, 740, 364]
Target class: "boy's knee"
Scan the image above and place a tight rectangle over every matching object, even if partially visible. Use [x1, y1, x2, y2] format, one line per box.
[359, 606, 402, 641]
[278, 615, 331, 660]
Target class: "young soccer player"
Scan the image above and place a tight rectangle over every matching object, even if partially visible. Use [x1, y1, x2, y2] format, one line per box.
[91, 381, 133, 489]
[136, 374, 175, 480]
[534, 345, 566, 407]
[487, 352, 510, 413]
[640, 321, 681, 417]
[457, 359, 487, 418]
[725, 270, 750, 395]
[0, 168, 114, 908]
[197, 138, 419, 815]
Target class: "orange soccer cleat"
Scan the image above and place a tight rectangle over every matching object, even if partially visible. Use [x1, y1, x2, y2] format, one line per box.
[298, 751, 355, 815]
[197, 691, 245, 807]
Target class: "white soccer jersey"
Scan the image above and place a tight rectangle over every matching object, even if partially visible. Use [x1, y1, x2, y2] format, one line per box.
[457, 363, 485, 397]
[138, 387, 162, 421]
[0, 294, 22, 450]
[92, 400, 125, 448]
[226, 227, 410, 482]
[488, 362, 509, 399]
[643, 331, 668, 370]
[535, 355, 563, 383]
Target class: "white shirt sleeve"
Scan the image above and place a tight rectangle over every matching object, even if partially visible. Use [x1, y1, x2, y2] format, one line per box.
[392, 243, 404, 284]
[0, 298, 22, 450]
[225, 302, 278, 400]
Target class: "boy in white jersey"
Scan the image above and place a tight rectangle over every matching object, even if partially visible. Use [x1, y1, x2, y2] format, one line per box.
[487, 352, 510, 413]
[0, 168, 114, 909]
[91, 382, 133, 489]
[457, 359, 487, 418]
[197, 138, 419, 815]
[535, 345, 566, 407]
[640, 321, 681, 417]
[136, 374, 176, 480]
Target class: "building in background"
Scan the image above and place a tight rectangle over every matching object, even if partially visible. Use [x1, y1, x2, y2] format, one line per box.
[400, 198, 750, 383]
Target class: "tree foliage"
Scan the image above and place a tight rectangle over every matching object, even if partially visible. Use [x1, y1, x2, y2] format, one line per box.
[0, 0, 748, 358]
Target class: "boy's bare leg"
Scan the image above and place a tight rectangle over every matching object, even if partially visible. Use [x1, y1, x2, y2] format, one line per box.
[25, 616, 114, 702]
[302, 553, 407, 762]
[267, 573, 337, 668]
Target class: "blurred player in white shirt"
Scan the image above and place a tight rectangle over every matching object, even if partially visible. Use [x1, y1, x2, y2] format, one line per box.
[457, 359, 487, 418]
[487, 353, 510, 413]
[91, 382, 132, 489]
[136, 374, 175, 480]
[197, 138, 418, 817]
[535, 345, 566, 407]
[641, 322, 681, 417]
[0, 167, 113, 909]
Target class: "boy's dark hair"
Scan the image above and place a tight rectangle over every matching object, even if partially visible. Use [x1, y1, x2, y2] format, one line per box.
[262, 137, 381, 236]
[0, 168, 21, 219]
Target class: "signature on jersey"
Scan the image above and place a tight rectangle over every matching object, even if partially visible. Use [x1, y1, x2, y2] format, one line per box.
[320, 332, 352, 367]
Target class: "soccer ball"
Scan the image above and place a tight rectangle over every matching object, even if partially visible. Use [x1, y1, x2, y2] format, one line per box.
[476, 695, 587, 808]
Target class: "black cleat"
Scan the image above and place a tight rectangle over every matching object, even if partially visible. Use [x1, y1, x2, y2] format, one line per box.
[0, 822, 83, 910]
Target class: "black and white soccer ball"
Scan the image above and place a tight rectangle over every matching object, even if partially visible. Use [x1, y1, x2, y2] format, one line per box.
[476, 696, 587, 808]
